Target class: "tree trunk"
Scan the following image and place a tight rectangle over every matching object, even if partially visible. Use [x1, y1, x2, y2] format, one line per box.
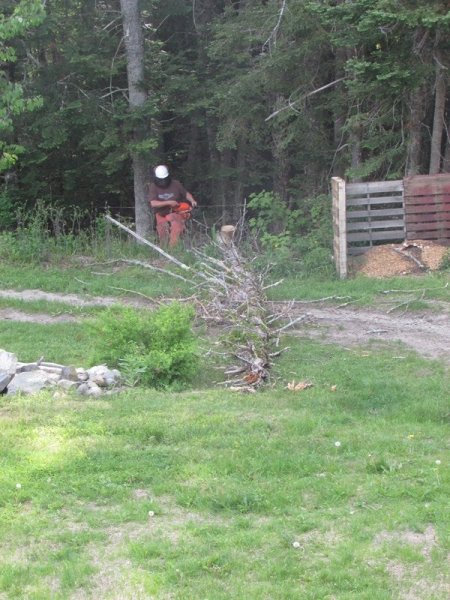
[119, 0, 151, 237]
[349, 126, 363, 182]
[346, 47, 363, 183]
[429, 54, 447, 174]
[405, 85, 426, 176]
[443, 103, 450, 173]
[232, 137, 247, 221]
[271, 95, 290, 204]
[332, 20, 347, 178]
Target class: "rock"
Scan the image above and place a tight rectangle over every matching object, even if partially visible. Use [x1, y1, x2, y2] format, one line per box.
[87, 365, 107, 386]
[77, 381, 102, 397]
[57, 379, 79, 390]
[0, 349, 17, 392]
[86, 381, 103, 397]
[76, 368, 89, 382]
[0, 350, 121, 396]
[87, 365, 121, 387]
[76, 383, 90, 396]
[0, 372, 14, 393]
[60, 366, 79, 381]
[104, 369, 121, 386]
[7, 370, 54, 395]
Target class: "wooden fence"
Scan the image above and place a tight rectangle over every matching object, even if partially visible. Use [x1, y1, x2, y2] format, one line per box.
[332, 174, 450, 278]
[404, 175, 450, 241]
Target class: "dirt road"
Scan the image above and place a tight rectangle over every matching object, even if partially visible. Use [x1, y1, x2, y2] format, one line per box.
[271, 303, 450, 361]
[1, 289, 449, 362]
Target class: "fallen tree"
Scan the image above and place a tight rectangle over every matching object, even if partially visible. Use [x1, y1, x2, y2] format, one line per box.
[106, 216, 304, 391]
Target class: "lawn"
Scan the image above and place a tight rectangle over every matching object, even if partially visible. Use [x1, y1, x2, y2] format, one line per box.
[1, 250, 449, 598]
[1, 328, 449, 599]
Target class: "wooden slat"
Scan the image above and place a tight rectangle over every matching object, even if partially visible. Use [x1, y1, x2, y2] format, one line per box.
[404, 196, 450, 206]
[332, 177, 347, 279]
[346, 180, 403, 194]
[406, 203, 450, 214]
[404, 174, 450, 197]
[408, 230, 450, 240]
[347, 208, 405, 218]
[347, 196, 403, 207]
[406, 220, 450, 232]
[348, 246, 371, 255]
[405, 212, 450, 225]
[347, 230, 405, 242]
[347, 219, 405, 231]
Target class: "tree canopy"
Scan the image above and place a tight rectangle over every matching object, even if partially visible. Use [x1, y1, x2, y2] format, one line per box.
[1, 0, 449, 228]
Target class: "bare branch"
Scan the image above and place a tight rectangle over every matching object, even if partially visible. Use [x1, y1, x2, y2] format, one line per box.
[105, 215, 191, 271]
[263, 0, 287, 53]
[265, 77, 346, 122]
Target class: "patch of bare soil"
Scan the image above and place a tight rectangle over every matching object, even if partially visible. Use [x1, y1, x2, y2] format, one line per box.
[289, 303, 450, 361]
[374, 526, 437, 560]
[0, 308, 78, 323]
[0, 288, 153, 324]
[67, 492, 228, 599]
[0, 288, 150, 308]
[373, 527, 450, 600]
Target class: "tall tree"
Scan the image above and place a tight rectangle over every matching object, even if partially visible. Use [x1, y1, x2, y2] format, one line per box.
[429, 48, 448, 174]
[119, 0, 151, 236]
[0, 0, 44, 173]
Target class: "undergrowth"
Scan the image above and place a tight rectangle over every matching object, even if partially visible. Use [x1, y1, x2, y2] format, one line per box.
[86, 303, 199, 389]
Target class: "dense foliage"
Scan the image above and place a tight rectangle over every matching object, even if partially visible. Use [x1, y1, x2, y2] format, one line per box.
[1, 0, 449, 230]
[87, 302, 199, 389]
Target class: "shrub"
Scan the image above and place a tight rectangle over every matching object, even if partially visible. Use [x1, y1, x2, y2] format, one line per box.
[247, 190, 335, 278]
[86, 303, 199, 389]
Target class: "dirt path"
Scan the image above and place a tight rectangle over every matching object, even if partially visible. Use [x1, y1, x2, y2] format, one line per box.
[276, 303, 450, 361]
[1, 289, 449, 362]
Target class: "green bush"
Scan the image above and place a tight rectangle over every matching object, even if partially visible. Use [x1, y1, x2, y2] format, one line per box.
[86, 303, 199, 389]
[247, 190, 335, 278]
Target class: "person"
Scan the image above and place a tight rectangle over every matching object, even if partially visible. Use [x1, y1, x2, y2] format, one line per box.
[148, 165, 197, 247]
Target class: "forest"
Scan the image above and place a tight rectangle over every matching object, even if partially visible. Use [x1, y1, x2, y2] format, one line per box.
[1, 0, 449, 238]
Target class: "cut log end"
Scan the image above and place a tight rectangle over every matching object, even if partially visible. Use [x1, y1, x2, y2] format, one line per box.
[220, 225, 236, 245]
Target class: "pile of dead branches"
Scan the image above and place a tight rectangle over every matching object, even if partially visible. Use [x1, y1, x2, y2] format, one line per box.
[106, 217, 303, 391]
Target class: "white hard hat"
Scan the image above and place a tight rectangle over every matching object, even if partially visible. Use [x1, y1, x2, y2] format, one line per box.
[154, 165, 169, 179]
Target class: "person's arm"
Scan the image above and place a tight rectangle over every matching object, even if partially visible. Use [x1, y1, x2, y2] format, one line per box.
[150, 198, 178, 209]
[186, 192, 197, 208]
[148, 183, 178, 209]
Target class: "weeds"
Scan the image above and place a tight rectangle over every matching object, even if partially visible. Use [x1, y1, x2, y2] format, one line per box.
[0, 201, 147, 264]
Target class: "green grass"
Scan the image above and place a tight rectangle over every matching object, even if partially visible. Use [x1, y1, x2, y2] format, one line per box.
[0, 297, 104, 318]
[0, 248, 449, 598]
[0, 316, 100, 364]
[268, 271, 450, 307]
[1, 335, 449, 599]
[1, 259, 449, 312]
[0, 262, 190, 299]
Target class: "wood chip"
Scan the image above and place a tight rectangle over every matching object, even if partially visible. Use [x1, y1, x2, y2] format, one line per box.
[351, 241, 449, 278]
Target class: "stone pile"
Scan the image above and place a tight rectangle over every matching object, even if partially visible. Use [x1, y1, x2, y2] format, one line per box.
[0, 349, 122, 397]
